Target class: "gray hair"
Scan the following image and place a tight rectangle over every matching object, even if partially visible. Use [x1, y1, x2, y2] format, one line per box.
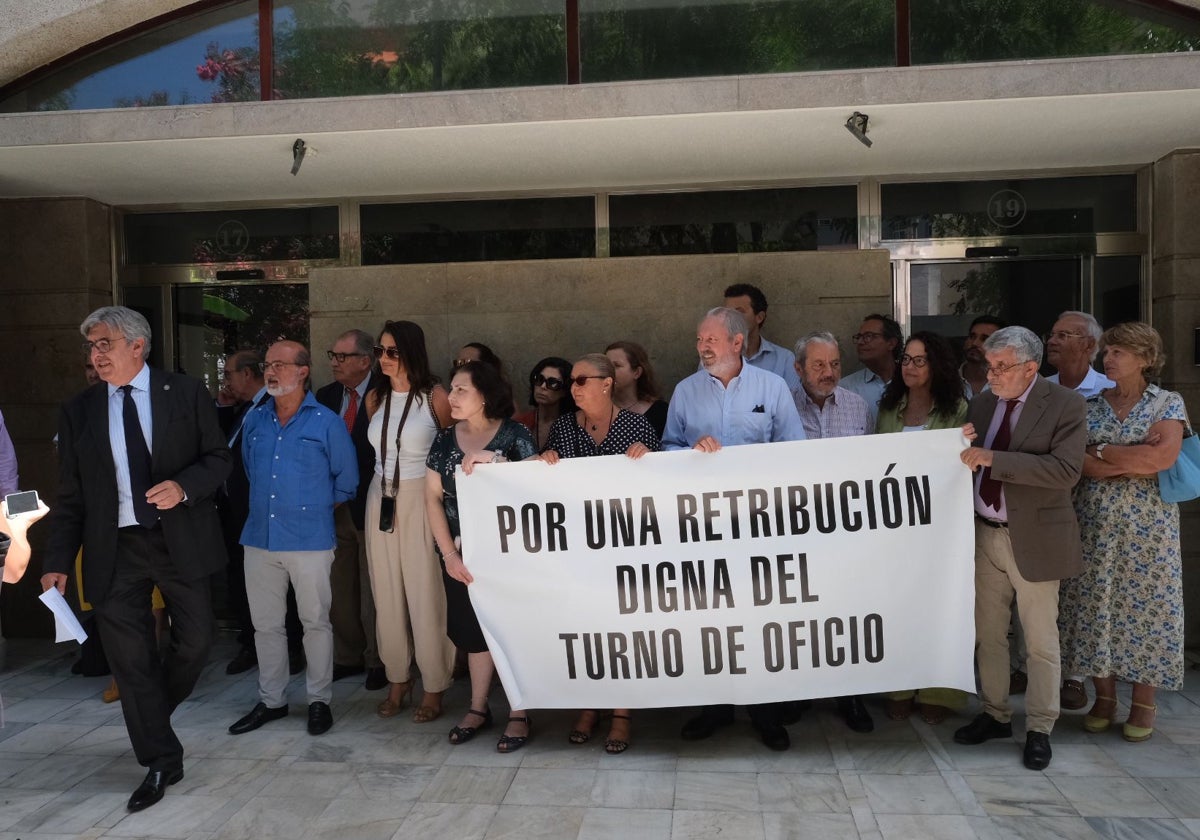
[793, 331, 839, 367]
[701, 307, 748, 339]
[983, 326, 1043, 366]
[576, 352, 615, 380]
[81, 306, 152, 360]
[1058, 310, 1103, 361]
[339, 328, 375, 357]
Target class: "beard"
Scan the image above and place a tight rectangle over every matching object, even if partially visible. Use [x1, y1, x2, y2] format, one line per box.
[267, 381, 299, 397]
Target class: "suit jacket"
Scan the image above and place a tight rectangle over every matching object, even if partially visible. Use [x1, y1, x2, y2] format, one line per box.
[216, 398, 255, 545]
[966, 376, 1087, 582]
[316, 373, 382, 530]
[45, 368, 233, 605]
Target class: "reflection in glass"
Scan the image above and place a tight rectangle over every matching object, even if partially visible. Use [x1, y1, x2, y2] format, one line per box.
[174, 283, 309, 392]
[0, 1, 259, 112]
[609, 187, 858, 256]
[124, 207, 340, 265]
[912, 0, 1199, 65]
[882, 176, 1136, 240]
[361, 197, 595, 264]
[1094, 255, 1141, 329]
[580, 0, 894, 82]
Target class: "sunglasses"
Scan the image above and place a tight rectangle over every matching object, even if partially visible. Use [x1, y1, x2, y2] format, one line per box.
[373, 345, 401, 360]
[452, 358, 472, 369]
[531, 373, 565, 391]
[568, 375, 607, 387]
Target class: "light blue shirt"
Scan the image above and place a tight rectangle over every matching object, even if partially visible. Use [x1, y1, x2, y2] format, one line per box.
[663, 362, 806, 450]
[1048, 367, 1114, 398]
[840, 367, 888, 428]
[107, 365, 153, 528]
[748, 336, 802, 391]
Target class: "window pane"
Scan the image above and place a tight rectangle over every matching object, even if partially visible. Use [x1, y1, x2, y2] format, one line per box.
[912, 0, 1200, 65]
[609, 187, 858, 256]
[581, 0, 894, 82]
[361, 197, 595, 264]
[881, 176, 1136, 240]
[124, 207, 340, 265]
[272, 0, 566, 98]
[1, 2, 259, 113]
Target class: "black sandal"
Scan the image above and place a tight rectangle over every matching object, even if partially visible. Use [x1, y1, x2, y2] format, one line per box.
[497, 715, 532, 753]
[448, 707, 492, 745]
[568, 710, 599, 744]
[604, 713, 632, 755]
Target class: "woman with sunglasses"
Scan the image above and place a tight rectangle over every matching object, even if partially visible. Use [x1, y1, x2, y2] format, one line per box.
[514, 357, 576, 452]
[875, 330, 969, 724]
[363, 320, 456, 723]
[605, 340, 669, 439]
[539, 353, 661, 753]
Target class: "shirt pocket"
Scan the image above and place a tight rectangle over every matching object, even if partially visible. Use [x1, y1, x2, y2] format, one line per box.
[733, 411, 773, 443]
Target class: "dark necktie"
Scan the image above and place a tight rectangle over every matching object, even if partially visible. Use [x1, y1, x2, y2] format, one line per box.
[122, 385, 158, 527]
[344, 388, 358, 434]
[979, 399, 1018, 513]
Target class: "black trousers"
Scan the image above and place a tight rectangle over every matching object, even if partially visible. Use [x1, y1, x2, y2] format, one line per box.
[94, 527, 213, 773]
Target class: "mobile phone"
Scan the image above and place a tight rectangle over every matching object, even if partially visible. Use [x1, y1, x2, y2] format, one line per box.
[5, 490, 40, 518]
[378, 495, 396, 533]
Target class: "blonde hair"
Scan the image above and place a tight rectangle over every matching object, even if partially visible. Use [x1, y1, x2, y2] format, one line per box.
[1100, 321, 1165, 378]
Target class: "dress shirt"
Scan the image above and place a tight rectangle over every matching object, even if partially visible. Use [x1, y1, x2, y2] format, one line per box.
[791, 385, 869, 440]
[240, 390, 359, 552]
[1047, 367, 1114, 399]
[0, 408, 18, 497]
[227, 386, 269, 447]
[747, 336, 802, 391]
[338, 375, 372, 419]
[663, 362, 806, 450]
[840, 367, 888, 427]
[107, 365, 153, 528]
[972, 378, 1036, 522]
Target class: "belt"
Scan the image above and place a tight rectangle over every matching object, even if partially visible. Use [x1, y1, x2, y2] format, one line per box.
[975, 514, 1008, 529]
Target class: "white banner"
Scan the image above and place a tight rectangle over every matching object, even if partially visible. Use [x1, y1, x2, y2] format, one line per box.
[457, 429, 976, 710]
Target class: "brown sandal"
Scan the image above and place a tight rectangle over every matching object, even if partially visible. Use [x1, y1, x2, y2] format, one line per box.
[918, 703, 950, 725]
[885, 698, 914, 721]
[604, 713, 632, 755]
[569, 710, 599, 744]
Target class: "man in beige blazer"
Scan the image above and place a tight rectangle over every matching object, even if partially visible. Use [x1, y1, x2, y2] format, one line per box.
[953, 326, 1087, 771]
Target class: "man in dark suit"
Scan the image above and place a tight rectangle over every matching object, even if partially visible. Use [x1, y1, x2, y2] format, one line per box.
[41, 306, 231, 812]
[953, 325, 1087, 771]
[315, 328, 384, 689]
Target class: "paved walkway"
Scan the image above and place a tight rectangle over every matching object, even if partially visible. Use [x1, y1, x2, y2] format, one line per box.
[3, 637, 1200, 839]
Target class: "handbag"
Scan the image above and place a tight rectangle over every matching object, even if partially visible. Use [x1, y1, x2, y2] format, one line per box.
[1151, 389, 1200, 504]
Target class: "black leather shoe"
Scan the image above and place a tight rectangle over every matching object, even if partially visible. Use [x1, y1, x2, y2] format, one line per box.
[289, 649, 307, 676]
[1023, 731, 1052, 770]
[680, 708, 734, 741]
[229, 702, 288, 735]
[127, 767, 183, 812]
[332, 663, 364, 682]
[755, 721, 791, 751]
[953, 712, 1013, 745]
[364, 666, 387, 691]
[308, 701, 333, 735]
[836, 696, 875, 733]
[226, 646, 258, 675]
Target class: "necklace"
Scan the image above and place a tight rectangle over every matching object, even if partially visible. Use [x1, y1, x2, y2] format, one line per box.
[584, 403, 616, 432]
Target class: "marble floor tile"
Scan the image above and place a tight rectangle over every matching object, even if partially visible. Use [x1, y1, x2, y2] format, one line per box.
[1086, 816, 1196, 839]
[106, 794, 231, 838]
[58, 725, 135, 757]
[258, 760, 359, 799]
[9, 790, 125, 835]
[0, 754, 39, 784]
[419, 764, 516, 805]
[0, 790, 59, 830]
[1143, 778, 1200, 819]
[762, 812, 860, 840]
[590, 769, 676, 809]
[0, 724, 97, 754]
[3, 696, 85, 723]
[1051, 776, 1172, 818]
[1099, 742, 1200, 778]
[963, 774, 1077, 817]
[756, 772, 850, 814]
[1042, 743, 1127, 777]
[8, 754, 119, 792]
[847, 741, 940, 774]
[674, 770, 761, 812]
[303, 797, 413, 840]
[483, 804, 585, 840]
[859, 773, 964, 815]
[393, 802, 498, 840]
[0, 721, 36, 746]
[516, 740, 603, 769]
[972, 815, 1098, 840]
[341, 762, 438, 800]
[502, 767, 596, 807]
[209, 795, 332, 840]
[577, 806, 673, 840]
[201, 727, 307, 760]
[1155, 717, 1200, 746]
[751, 742, 837, 774]
[940, 741, 1032, 776]
[671, 809, 765, 840]
[171, 758, 277, 799]
[874, 814, 979, 839]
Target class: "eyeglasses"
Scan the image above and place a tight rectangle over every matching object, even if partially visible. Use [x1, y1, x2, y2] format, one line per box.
[531, 373, 565, 390]
[452, 358, 473, 369]
[1044, 330, 1085, 342]
[900, 354, 928, 367]
[852, 331, 883, 343]
[262, 361, 302, 373]
[326, 351, 368, 363]
[569, 375, 607, 387]
[985, 360, 1031, 377]
[82, 336, 130, 354]
[373, 345, 401, 360]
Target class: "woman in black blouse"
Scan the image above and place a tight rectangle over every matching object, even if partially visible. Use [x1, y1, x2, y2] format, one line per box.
[539, 353, 660, 752]
[605, 340, 669, 439]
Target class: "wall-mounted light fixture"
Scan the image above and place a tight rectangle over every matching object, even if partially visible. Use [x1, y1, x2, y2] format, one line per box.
[291, 139, 307, 175]
[845, 112, 872, 148]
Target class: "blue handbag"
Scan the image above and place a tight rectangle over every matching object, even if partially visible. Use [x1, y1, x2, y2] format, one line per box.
[1154, 390, 1200, 504]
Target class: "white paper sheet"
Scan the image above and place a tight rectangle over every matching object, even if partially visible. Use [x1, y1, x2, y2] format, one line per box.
[38, 587, 88, 644]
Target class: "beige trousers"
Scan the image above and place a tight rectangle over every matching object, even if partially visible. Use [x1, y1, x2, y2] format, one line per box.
[364, 478, 454, 692]
[974, 520, 1061, 734]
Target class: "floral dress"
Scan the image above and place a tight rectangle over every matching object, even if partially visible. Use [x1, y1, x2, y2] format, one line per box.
[1059, 384, 1187, 689]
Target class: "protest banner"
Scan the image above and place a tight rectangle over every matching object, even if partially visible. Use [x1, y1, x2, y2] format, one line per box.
[456, 428, 975, 709]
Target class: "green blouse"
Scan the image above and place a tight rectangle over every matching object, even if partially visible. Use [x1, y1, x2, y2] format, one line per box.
[875, 395, 968, 434]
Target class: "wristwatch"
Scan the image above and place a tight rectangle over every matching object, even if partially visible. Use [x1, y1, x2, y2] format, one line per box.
[1095, 443, 1107, 460]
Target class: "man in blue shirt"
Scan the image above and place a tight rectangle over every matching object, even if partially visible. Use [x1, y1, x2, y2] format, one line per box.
[664, 307, 805, 750]
[229, 340, 358, 738]
[722, 283, 802, 391]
